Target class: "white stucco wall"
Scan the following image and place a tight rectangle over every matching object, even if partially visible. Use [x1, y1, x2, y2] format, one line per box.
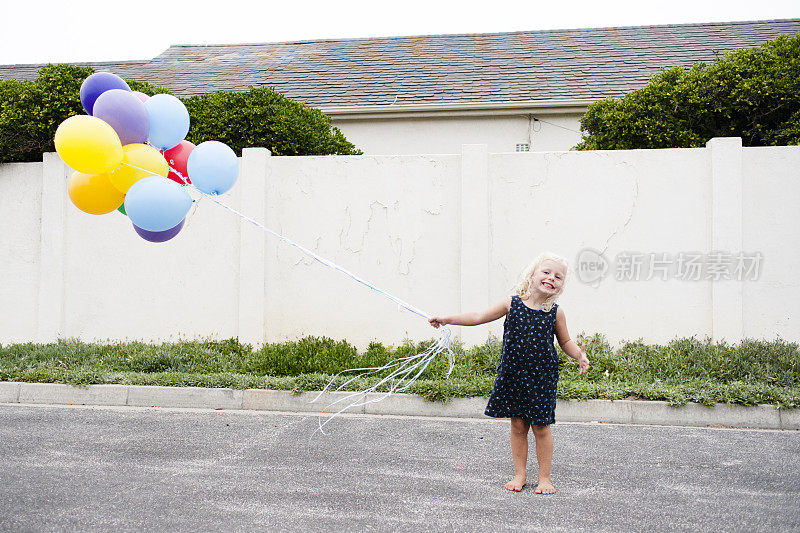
[482, 147, 714, 345]
[2, 140, 797, 348]
[741, 145, 800, 340]
[261, 154, 462, 345]
[332, 113, 583, 155]
[28, 153, 243, 343]
[0, 162, 41, 342]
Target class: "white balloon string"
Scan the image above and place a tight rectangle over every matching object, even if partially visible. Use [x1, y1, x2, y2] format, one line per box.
[311, 326, 453, 435]
[119, 160, 456, 430]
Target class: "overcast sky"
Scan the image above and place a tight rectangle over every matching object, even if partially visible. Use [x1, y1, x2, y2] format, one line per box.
[1, 0, 798, 65]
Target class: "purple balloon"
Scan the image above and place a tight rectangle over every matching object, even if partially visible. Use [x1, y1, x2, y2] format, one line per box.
[80, 72, 131, 115]
[132, 219, 185, 243]
[93, 89, 149, 145]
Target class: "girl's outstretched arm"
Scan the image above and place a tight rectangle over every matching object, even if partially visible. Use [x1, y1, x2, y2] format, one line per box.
[555, 307, 590, 374]
[429, 297, 511, 328]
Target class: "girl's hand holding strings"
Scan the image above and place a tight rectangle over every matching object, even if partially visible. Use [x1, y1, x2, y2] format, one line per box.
[429, 317, 445, 329]
[578, 343, 590, 375]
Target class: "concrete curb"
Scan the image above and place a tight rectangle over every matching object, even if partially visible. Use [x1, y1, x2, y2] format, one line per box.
[0, 382, 796, 430]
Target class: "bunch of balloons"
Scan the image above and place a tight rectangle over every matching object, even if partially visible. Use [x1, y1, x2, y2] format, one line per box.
[54, 72, 240, 243]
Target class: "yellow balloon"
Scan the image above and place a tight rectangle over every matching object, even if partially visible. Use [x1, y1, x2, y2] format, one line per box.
[67, 171, 125, 215]
[108, 143, 168, 193]
[54, 115, 123, 174]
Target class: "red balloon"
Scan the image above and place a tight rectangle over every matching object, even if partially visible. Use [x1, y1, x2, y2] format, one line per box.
[163, 140, 195, 185]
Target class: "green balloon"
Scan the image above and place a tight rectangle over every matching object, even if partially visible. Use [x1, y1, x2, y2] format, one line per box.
[117, 203, 127, 216]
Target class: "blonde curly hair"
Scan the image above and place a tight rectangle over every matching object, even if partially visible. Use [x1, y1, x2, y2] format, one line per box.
[514, 252, 568, 312]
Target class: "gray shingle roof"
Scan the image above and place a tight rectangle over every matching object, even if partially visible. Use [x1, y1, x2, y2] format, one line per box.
[2, 19, 798, 108]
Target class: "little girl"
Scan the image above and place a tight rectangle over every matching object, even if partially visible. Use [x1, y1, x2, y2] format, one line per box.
[429, 252, 589, 494]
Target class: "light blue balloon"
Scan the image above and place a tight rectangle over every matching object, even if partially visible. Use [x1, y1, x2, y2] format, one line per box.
[144, 94, 190, 150]
[186, 141, 239, 195]
[125, 177, 192, 232]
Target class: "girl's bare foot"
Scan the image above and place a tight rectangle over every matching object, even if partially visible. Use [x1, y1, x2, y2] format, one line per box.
[534, 478, 556, 494]
[504, 475, 526, 492]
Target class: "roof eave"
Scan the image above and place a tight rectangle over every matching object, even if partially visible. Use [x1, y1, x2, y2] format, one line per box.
[319, 99, 596, 120]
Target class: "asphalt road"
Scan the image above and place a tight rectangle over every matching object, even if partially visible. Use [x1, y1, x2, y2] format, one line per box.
[1, 404, 798, 532]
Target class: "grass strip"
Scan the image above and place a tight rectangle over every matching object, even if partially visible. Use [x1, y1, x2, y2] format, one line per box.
[1, 335, 798, 408]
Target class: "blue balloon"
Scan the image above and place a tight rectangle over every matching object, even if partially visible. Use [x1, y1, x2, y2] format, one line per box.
[80, 72, 131, 115]
[93, 89, 149, 145]
[186, 141, 239, 195]
[133, 219, 185, 243]
[125, 177, 192, 232]
[145, 94, 190, 150]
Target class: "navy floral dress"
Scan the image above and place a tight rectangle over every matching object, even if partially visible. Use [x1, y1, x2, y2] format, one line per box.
[485, 296, 559, 426]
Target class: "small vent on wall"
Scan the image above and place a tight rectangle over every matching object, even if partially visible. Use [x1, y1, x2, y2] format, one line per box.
[515, 143, 530, 152]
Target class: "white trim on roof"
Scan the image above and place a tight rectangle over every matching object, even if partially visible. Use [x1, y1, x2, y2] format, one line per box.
[319, 99, 596, 120]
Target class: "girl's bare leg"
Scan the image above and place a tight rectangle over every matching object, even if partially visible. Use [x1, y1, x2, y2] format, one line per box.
[505, 418, 530, 491]
[531, 424, 555, 494]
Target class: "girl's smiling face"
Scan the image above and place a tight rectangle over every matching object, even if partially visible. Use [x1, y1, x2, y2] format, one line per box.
[532, 259, 566, 295]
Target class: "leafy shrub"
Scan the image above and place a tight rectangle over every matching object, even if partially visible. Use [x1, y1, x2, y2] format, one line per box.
[183, 87, 361, 156]
[125, 79, 171, 96]
[0, 64, 92, 163]
[0, 65, 360, 164]
[1, 335, 797, 407]
[576, 32, 800, 150]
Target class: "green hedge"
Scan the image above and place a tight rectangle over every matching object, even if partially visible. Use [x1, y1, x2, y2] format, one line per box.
[0, 64, 360, 164]
[576, 32, 800, 150]
[182, 87, 359, 156]
[2, 334, 798, 407]
[0, 64, 93, 163]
